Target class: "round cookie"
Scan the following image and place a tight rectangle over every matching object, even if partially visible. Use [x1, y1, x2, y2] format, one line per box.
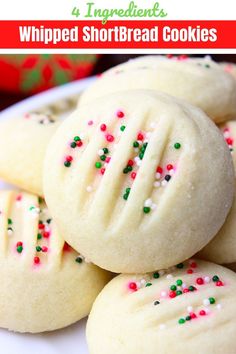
[0, 190, 111, 333]
[87, 259, 236, 354]
[0, 112, 61, 196]
[44, 90, 234, 273]
[79, 55, 236, 123]
[199, 121, 236, 264]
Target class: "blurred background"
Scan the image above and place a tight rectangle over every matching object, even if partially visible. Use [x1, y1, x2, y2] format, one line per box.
[0, 54, 235, 111]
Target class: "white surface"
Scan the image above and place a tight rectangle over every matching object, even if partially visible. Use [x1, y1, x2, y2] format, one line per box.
[0, 78, 96, 354]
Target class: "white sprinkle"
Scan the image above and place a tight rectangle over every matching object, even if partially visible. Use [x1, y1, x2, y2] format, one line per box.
[159, 324, 166, 330]
[160, 291, 167, 298]
[140, 279, 146, 286]
[155, 173, 161, 179]
[203, 299, 210, 306]
[98, 149, 104, 156]
[151, 203, 157, 211]
[84, 257, 90, 263]
[154, 181, 161, 188]
[182, 283, 187, 289]
[137, 140, 142, 145]
[137, 160, 142, 167]
[204, 307, 210, 315]
[144, 198, 152, 207]
[223, 131, 230, 138]
[187, 306, 193, 313]
[86, 186, 93, 193]
[217, 304, 222, 310]
[80, 133, 85, 140]
[134, 157, 140, 163]
[7, 229, 13, 236]
[136, 282, 142, 289]
[204, 276, 210, 283]
[166, 274, 173, 280]
[161, 180, 168, 187]
[169, 169, 175, 176]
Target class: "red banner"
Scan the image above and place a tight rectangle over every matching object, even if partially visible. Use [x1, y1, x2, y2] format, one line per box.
[0, 20, 235, 49]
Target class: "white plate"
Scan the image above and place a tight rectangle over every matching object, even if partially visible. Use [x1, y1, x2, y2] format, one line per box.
[0, 77, 97, 354]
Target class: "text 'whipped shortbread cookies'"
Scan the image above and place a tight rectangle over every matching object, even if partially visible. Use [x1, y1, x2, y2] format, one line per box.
[0, 113, 61, 196]
[87, 260, 236, 354]
[44, 90, 234, 273]
[0, 190, 111, 333]
[79, 55, 236, 123]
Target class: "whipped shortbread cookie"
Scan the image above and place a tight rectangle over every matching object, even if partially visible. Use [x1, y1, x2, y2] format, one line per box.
[0, 190, 111, 333]
[0, 113, 61, 196]
[199, 121, 236, 264]
[44, 90, 234, 273]
[79, 55, 236, 123]
[87, 259, 236, 354]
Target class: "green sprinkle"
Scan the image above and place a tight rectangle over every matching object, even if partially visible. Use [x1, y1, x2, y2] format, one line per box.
[120, 125, 126, 131]
[176, 279, 183, 286]
[17, 246, 23, 253]
[36, 246, 42, 252]
[70, 142, 77, 148]
[170, 285, 177, 291]
[174, 142, 181, 149]
[209, 297, 215, 304]
[212, 275, 219, 282]
[153, 272, 160, 279]
[8, 218, 12, 225]
[145, 283, 152, 287]
[95, 162, 102, 169]
[75, 256, 83, 263]
[205, 64, 210, 68]
[103, 148, 109, 154]
[126, 188, 131, 193]
[176, 290, 182, 296]
[100, 155, 106, 161]
[123, 193, 129, 200]
[46, 219, 52, 224]
[133, 141, 139, 148]
[188, 286, 195, 292]
[29, 206, 35, 211]
[178, 318, 185, 324]
[37, 233, 42, 240]
[38, 197, 43, 204]
[139, 152, 144, 160]
[64, 161, 71, 167]
[185, 315, 191, 321]
[154, 300, 160, 305]
[123, 167, 129, 174]
[74, 136, 80, 142]
[143, 207, 151, 214]
[176, 263, 184, 269]
[127, 165, 133, 172]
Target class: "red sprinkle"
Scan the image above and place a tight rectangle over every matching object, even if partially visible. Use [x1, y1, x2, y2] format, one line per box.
[156, 166, 163, 174]
[38, 224, 45, 230]
[128, 282, 137, 291]
[34, 256, 40, 264]
[167, 164, 173, 171]
[66, 155, 73, 162]
[167, 54, 173, 58]
[100, 123, 107, 132]
[41, 246, 48, 252]
[100, 168, 106, 175]
[178, 54, 188, 60]
[131, 172, 137, 180]
[16, 195, 22, 201]
[106, 134, 114, 142]
[187, 269, 193, 274]
[105, 156, 111, 163]
[76, 140, 83, 147]
[127, 159, 134, 166]
[199, 310, 206, 316]
[137, 132, 144, 141]
[169, 291, 176, 298]
[216, 281, 224, 287]
[190, 261, 197, 268]
[43, 231, 50, 238]
[16, 241, 23, 247]
[190, 312, 197, 319]
[116, 110, 124, 118]
[226, 138, 233, 145]
[196, 277, 204, 285]
[183, 288, 189, 293]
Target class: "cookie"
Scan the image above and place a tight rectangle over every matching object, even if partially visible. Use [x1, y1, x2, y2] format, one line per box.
[79, 55, 236, 123]
[199, 121, 236, 264]
[87, 259, 236, 354]
[44, 90, 234, 273]
[0, 190, 111, 333]
[0, 113, 61, 196]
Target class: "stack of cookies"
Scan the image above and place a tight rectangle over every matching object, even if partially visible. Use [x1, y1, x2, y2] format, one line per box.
[0, 55, 236, 353]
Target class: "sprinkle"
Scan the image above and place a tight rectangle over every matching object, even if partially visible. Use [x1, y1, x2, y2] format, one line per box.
[167, 164, 173, 171]
[160, 291, 167, 298]
[7, 228, 13, 235]
[70, 142, 76, 148]
[100, 124, 107, 132]
[43, 231, 50, 238]
[187, 306, 193, 313]
[75, 256, 83, 263]
[8, 218, 12, 225]
[174, 142, 181, 149]
[178, 318, 185, 324]
[161, 180, 168, 187]
[196, 277, 204, 285]
[176, 263, 184, 269]
[166, 274, 173, 280]
[165, 175, 171, 182]
[120, 125, 126, 131]
[216, 280, 224, 287]
[128, 282, 137, 291]
[154, 300, 160, 305]
[176, 279, 183, 286]
[137, 133, 144, 141]
[74, 136, 80, 142]
[190, 261, 197, 268]
[103, 148, 109, 154]
[88, 120, 94, 126]
[116, 110, 124, 118]
[34, 256, 40, 265]
[170, 285, 177, 291]
[154, 181, 161, 188]
[106, 134, 114, 142]
[144, 198, 152, 207]
[153, 272, 160, 279]
[212, 275, 219, 282]
[203, 299, 210, 306]
[145, 283, 152, 287]
[199, 310, 206, 316]
[209, 297, 215, 304]
[95, 162, 102, 169]
[131, 172, 137, 180]
[217, 304, 222, 310]
[41, 246, 48, 252]
[143, 207, 151, 214]
[37, 233, 42, 240]
[204, 276, 210, 283]
[169, 291, 176, 298]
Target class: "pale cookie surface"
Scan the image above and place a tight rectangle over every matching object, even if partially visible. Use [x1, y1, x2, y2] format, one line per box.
[44, 90, 234, 273]
[79, 55, 236, 123]
[0, 190, 111, 333]
[199, 121, 236, 264]
[221, 62, 236, 80]
[0, 113, 61, 196]
[87, 259, 236, 354]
